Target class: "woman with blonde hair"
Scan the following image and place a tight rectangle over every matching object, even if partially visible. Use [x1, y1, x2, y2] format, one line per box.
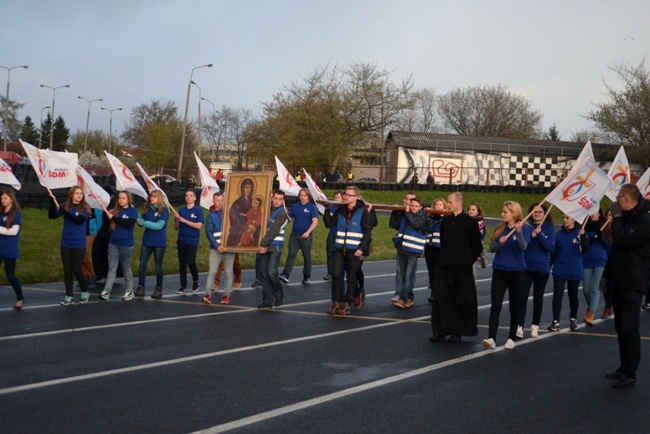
[0, 190, 24, 309]
[483, 201, 530, 350]
[49, 186, 92, 305]
[136, 190, 169, 299]
[99, 191, 139, 301]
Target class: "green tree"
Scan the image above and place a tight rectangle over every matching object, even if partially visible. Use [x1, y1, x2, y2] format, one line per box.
[586, 60, 650, 166]
[19, 115, 39, 144]
[70, 129, 111, 153]
[437, 83, 543, 139]
[142, 123, 175, 169]
[40, 113, 52, 149]
[545, 123, 561, 141]
[52, 116, 70, 151]
[0, 96, 26, 143]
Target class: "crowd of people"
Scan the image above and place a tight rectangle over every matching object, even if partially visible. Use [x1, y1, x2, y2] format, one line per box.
[2, 181, 649, 387]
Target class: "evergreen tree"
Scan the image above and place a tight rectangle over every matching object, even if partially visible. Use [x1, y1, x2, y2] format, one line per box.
[40, 113, 52, 149]
[52, 116, 70, 151]
[545, 123, 561, 141]
[19, 116, 39, 145]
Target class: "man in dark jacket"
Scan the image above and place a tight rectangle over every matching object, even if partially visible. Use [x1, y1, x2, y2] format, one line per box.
[430, 192, 483, 342]
[603, 184, 650, 387]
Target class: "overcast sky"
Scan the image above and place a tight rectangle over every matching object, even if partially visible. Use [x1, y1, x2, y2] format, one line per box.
[2, 0, 648, 142]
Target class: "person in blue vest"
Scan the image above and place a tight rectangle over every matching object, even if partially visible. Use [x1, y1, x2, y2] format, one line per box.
[257, 190, 289, 308]
[136, 190, 169, 299]
[323, 190, 343, 281]
[424, 198, 447, 303]
[0, 190, 24, 309]
[392, 196, 427, 308]
[99, 191, 140, 301]
[483, 201, 531, 350]
[203, 192, 236, 305]
[49, 186, 91, 306]
[518, 202, 555, 339]
[279, 188, 319, 285]
[581, 209, 611, 325]
[389, 192, 416, 303]
[174, 190, 204, 295]
[323, 186, 373, 315]
[548, 214, 590, 332]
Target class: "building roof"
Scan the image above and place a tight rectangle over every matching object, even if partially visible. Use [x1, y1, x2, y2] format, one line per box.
[385, 131, 617, 159]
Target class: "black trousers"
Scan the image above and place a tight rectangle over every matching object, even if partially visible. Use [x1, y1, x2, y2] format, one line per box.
[488, 269, 523, 341]
[612, 288, 643, 378]
[332, 249, 360, 304]
[61, 247, 87, 296]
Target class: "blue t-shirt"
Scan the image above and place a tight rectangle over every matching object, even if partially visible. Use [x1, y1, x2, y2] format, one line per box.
[289, 201, 318, 235]
[177, 205, 204, 246]
[0, 210, 21, 258]
[140, 204, 169, 248]
[109, 206, 139, 247]
[59, 206, 89, 249]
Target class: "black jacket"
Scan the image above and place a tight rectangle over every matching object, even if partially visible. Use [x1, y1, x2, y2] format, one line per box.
[438, 211, 483, 273]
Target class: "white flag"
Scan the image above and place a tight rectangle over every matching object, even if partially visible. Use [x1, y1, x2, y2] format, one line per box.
[194, 152, 220, 210]
[636, 166, 650, 200]
[275, 155, 301, 196]
[0, 157, 21, 190]
[545, 159, 614, 223]
[20, 139, 77, 189]
[302, 168, 327, 214]
[104, 151, 148, 200]
[605, 146, 631, 201]
[136, 162, 171, 207]
[76, 165, 109, 209]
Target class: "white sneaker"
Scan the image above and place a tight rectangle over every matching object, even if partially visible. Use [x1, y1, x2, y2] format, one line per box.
[482, 338, 496, 349]
[531, 324, 539, 338]
[390, 295, 400, 303]
[504, 339, 515, 350]
[516, 325, 524, 339]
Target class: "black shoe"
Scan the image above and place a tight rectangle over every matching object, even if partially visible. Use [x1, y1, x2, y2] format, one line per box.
[448, 335, 461, 342]
[258, 302, 273, 309]
[429, 334, 445, 343]
[605, 368, 624, 379]
[274, 298, 283, 307]
[135, 285, 145, 297]
[642, 302, 650, 311]
[192, 280, 200, 293]
[302, 278, 311, 285]
[428, 296, 434, 303]
[151, 287, 163, 299]
[612, 374, 635, 388]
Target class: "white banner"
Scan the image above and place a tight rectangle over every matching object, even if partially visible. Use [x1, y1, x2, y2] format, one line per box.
[104, 151, 148, 199]
[605, 146, 630, 201]
[20, 139, 77, 190]
[76, 165, 109, 209]
[636, 166, 650, 200]
[303, 168, 327, 214]
[0, 157, 21, 190]
[194, 152, 220, 210]
[136, 162, 171, 208]
[275, 155, 301, 196]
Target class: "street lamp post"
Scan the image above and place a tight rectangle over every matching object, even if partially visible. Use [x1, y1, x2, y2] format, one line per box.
[78, 96, 103, 153]
[201, 97, 216, 163]
[40, 83, 70, 150]
[1, 65, 29, 156]
[191, 80, 202, 161]
[101, 107, 122, 155]
[177, 63, 212, 179]
[38, 105, 51, 149]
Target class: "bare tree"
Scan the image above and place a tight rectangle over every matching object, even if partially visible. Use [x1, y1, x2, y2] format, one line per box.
[437, 83, 543, 139]
[393, 87, 439, 133]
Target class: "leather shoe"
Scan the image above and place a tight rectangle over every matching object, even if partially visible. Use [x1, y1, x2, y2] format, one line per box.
[605, 369, 623, 379]
[257, 303, 273, 309]
[429, 334, 445, 343]
[448, 335, 461, 342]
[612, 374, 635, 388]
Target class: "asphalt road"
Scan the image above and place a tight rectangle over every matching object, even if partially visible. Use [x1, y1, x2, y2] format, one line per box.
[1, 258, 649, 434]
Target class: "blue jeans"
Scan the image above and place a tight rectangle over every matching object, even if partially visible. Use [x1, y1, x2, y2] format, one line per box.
[552, 275, 580, 322]
[138, 245, 166, 288]
[396, 253, 418, 301]
[104, 244, 134, 294]
[206, 250, 235, 296]
[519, 270, 550, 326]
[281, 233, 312, 279]
[259, 249, 283, 305]
[583, 267, 604, 312]
[394, 253, 417, 299]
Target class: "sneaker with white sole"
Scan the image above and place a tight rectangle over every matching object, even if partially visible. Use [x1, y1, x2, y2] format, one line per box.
[221, 295, 230, 305]
[504, 339, 515, 350]
[80, 291, 90, 304]
[570, 318, 578, 331]
[279, 274, 289, 284]
[531, 324, 539, 338]
[516, 325, 524, 339]
[60, 295, 74, 306]
[192, 280, 200, 293]
[99, 291, 110, 301]
[548, 320, 561, 332]
[482, 338, 496, 349]
[202, 294, 212, 304]
[122, 291, 134, 301]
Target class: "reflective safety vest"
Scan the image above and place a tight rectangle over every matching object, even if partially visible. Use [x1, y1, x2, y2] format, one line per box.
[334, 207, 364, 250]
[393, 214, 426, 255]
[426, 217, 441, 247]
[268, 206, 287, 247]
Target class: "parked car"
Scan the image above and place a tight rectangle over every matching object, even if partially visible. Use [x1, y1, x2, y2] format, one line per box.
[150, 174, 177, 184]
[357, 177, 380, 182]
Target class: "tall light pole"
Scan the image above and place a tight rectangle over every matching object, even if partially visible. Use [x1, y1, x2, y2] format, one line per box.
[40, 83, 70, 150]
[177, 63, 212, 179]
[78, 96, 103, 153]
[101, 107, 122, 155]
[38, 105, 51, 149]
[1, 65, 29, 156]
[191, 80, 202, 161]
[201, 97, 216, 163]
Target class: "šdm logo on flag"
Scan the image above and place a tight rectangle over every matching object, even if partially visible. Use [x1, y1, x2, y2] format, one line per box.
[20, 139, 77, 189]
[0, 156, 21, 190]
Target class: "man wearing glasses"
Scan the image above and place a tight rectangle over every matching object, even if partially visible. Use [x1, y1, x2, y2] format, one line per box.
[602, 184, 650, 387]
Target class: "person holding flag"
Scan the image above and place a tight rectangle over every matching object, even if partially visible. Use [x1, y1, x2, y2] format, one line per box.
[0, 190, 24, 309]
[99, 191, 140, 301]
[49, 186, 92, 306]
[136, 190, 169, 299]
